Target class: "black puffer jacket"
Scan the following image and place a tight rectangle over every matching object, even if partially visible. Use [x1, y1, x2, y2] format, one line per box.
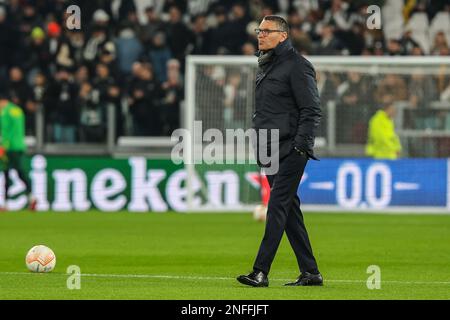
[253, 39, 322, 163]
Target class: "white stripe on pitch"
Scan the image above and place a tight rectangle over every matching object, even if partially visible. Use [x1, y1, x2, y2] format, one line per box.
[1, 272, 449, 285]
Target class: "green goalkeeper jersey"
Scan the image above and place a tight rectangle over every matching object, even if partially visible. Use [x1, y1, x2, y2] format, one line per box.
[0, 102, 26, 152]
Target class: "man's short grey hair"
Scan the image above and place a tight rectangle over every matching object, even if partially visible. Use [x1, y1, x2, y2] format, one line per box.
[263, 15, 289, 35]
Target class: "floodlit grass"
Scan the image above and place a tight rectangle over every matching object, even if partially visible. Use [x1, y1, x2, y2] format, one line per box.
[0, 211, 449, 299]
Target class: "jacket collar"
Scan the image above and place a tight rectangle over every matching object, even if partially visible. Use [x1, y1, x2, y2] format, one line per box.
[274, 38, 293, 56]
[255, 39, 294, 87]
[255, 38, 294, 58]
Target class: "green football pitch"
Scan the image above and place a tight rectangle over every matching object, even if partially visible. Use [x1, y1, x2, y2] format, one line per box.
[0, 211, 449, 300]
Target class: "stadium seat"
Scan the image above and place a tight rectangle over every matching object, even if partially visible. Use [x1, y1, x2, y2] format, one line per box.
[406, 12, 431, 53]
[383, 20, 404, 40]
[383, 0, 404, 13]
[406, 12, 429, 33]
[430, 11, 450, 46]
[382, 1, 404, 40]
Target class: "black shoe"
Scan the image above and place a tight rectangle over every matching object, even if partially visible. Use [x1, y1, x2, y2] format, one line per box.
[237, 270, 269, 287]
[285, 272, 323, 286]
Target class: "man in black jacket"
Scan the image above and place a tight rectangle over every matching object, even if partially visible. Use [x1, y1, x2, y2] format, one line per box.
[237, 15, 323, 287]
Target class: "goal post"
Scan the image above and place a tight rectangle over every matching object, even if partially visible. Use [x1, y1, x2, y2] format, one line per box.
[184, 56, 260, 212]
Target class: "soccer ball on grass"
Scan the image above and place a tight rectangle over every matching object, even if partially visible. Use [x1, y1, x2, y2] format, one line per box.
[25, 245, 56, 273]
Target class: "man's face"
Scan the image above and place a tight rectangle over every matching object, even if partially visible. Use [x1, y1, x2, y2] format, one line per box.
[257, 20, 287, 52]
[385, 104, 396, 118]
[145, 9, 155, 21]
[10, 68, 23, 82]
[169, 7, 181, 23]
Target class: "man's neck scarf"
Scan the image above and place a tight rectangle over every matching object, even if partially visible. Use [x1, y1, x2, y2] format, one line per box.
[257, 49, 275, 69]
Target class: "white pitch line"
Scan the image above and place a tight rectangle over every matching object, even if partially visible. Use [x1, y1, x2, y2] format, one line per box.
[1, 272, 450, 286]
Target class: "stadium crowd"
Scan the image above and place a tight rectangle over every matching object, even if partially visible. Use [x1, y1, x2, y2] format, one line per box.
[0, 0, 449, 143]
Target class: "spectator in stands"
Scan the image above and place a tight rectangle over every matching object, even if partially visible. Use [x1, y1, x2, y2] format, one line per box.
[128, 62, 163, 136]
[189, 14, 210, 55]
[45, 67, 79, 143]
[46, 21, 63, 71]
[98, 43, 119, 79]
[400, 30, 422, 55]
[163, 0, 187, 15]
[7, 67, 36, 134]
[31, 72, 48, 108]
[0, 6, 14, 82]
[196, 65, 225, 130]
[78, 63, 113, 142]
[411, 45, 425, 56]
[140, 6, 166, 46]
[104, 0, 138, 24]
[290, 26, 313, 55]
[315, 70, 340, 137]
[83, 24, 114, 68]
[92, 62, 123, 139]
[351, 22, 368, 55]
[30, 72, 48, 131]
[18, 2, 43, 38]
[242, 41, 257, 55]
[431, 31, 449, 55]
[376, 74, 408, 102]
[321, 0, 351, 32]
[123, 8, 143, 36]
[409, 72, 439, 110]
[148, 32, 172, 83]
[79, 81, 104, 142]
[208, 6, 231, 55]
[386, 39, 403, 56]
[226, 2, 252, 54]
[24, 27, 51, 80]
[336, 71, 371, 143]
[408, 71, 439, 130]
[223, 71, 247, 130]
[438, 46, 450, 56]
[366, 94, 402, 160]
[314, 25, 343, 55]
[372, 40, 386, 56]
[115, 26, 143, 76]
[166, 5, 192, 68]
[74, 64, 90, 84]
[287, 7, 303, 28]
[55, 29, 85, 71]
[90, 9, 112, 36]
[161, 59, 183, 136]
[247, 0, 263, 21]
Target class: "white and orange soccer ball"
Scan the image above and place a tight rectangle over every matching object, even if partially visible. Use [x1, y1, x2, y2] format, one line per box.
[25, 245, 56, 273]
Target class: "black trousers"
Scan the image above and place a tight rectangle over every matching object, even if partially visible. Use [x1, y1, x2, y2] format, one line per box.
[253, 150, 318, 275]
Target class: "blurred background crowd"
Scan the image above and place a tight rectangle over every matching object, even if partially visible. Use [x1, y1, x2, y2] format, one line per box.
[0, 0, 449, 145]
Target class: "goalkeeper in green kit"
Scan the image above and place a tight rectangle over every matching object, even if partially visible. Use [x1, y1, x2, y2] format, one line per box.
[0, 92, 37, 211]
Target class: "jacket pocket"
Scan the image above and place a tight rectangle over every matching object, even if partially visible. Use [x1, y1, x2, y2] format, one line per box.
[253, 112, 290, 140]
